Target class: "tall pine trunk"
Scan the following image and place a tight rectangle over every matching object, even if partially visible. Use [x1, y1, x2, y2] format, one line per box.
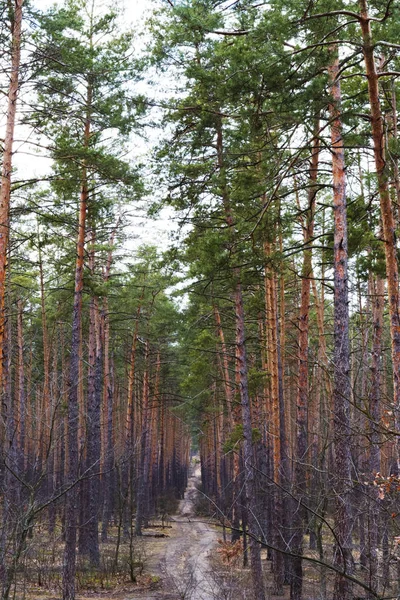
[78, 223, 101, 566]
[358, 0, 400, 471]
[291, 118, 320, 600]
[62, 81, 91, 600]
[264, 243, 285, 594]
[0, 0, 23, 390]
[216, 118, 265, 600]
[135, 340, 151, 536]
[101, 225, 118, 542]
[329, 51, 354, 600]
[367, 276, 384, 598]
[16, 299, 25, 475]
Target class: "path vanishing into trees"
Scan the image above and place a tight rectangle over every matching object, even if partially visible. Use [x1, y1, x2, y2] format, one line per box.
[131, 462, 220, 600]
[163, 464, 219, 600]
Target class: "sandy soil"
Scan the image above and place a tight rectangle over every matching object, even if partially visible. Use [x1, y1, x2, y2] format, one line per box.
[129, 464, 220, 600]
[161, 465, 219, 600]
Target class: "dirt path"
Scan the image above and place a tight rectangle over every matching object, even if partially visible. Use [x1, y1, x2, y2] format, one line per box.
[22, 464, 223, 600]
[129, 463, 220, 600]
[160, 465, 219, 600]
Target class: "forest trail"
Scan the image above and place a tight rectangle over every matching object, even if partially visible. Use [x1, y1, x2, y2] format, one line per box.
[161, 464, 219, 599]
[132, 463, 220, 600]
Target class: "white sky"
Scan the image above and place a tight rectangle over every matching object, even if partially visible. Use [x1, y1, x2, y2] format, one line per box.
[37, 0, 155, 22]
[8, 0, 177, 257]
[36, 0, 160, 38]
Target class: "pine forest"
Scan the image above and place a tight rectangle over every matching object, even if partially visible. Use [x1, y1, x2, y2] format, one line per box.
[1, 0, 400, 599]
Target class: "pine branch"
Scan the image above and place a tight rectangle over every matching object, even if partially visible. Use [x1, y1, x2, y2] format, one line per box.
[206, 28, 250, 36]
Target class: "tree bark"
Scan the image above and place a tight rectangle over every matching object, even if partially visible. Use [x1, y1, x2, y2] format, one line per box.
[38, 226, 51, 474]
[101, 225, 118, 542]
[367, 275, 384, 598]
[62, 80, 91, 600]
[126, 294, 144, 449]
[135, 340, 151, 536]
[80, 286, 101, 566]
[264, 244, 285, 595]
[0, 0, 23, 391]
[216, 118, 265, 600]
[16, 299, 25, 475]
[359, 0, 400, 470]
[291, 118, 320, 600]
[328, 50, 354, 600]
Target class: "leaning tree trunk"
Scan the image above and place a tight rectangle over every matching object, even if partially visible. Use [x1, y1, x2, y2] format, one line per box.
[329, 51, 354, 600]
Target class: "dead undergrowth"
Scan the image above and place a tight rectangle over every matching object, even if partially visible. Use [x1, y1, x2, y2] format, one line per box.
[9, 517, 170, 600]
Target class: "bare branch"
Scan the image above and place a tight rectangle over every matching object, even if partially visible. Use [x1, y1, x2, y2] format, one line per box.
[377, 71, 400, 78]
[300, 9, 362, 22]
[376, 40, 400, 50]
[290, 38, 363, 56]
[378, 0, 394, 22]
[301, 3, 393, 23]
[206, 28, 251, 36]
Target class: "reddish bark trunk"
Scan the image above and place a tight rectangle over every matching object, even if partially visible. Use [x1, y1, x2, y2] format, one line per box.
[358, 0, 400, 471]
[264, 244, 285, 594]
[0, 0, 23, 391]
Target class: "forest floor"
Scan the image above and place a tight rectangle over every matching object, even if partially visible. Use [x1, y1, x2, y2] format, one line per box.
[22, 466, 330, 600]
[23, 465, 247, 600]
